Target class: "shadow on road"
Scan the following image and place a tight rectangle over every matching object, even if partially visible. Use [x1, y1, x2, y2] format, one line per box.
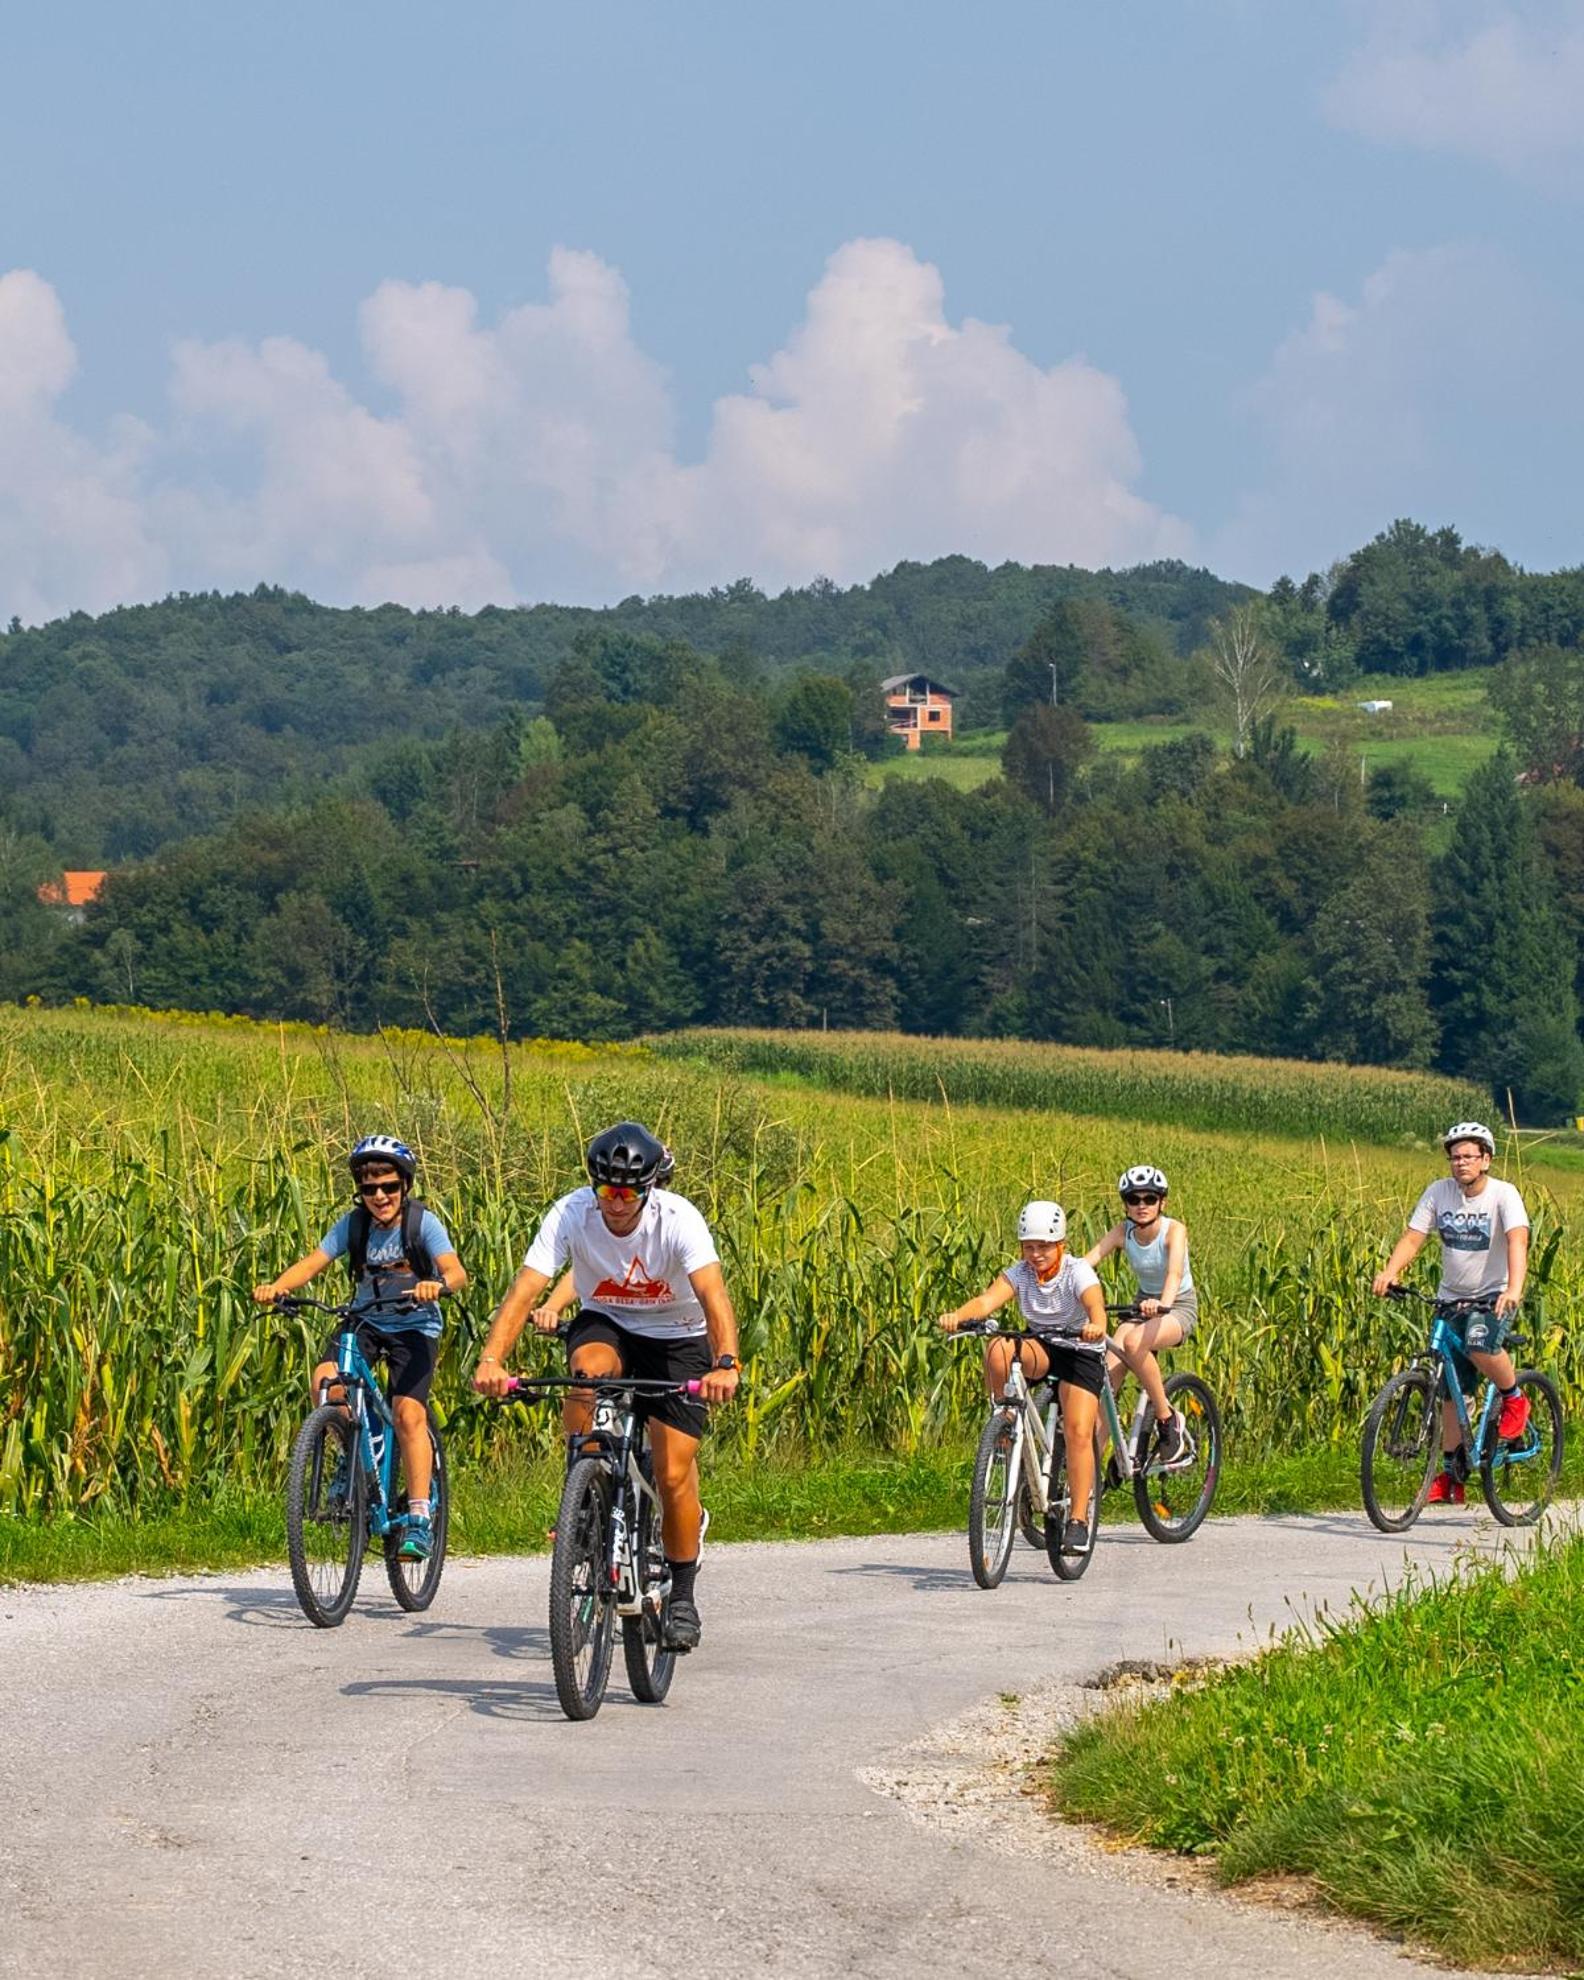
[341, 1674, 566, 1722]
[400, 1617, 550, 1662]
[137, 1582, 413, 1629]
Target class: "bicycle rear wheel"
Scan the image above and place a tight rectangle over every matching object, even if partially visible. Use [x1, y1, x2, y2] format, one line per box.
[384, 1406, 448, 1611]
[1016, 1475, 1043, 1551]
[1133, 1373, 1222, 1543]
[549, 1456, 617, 1721]
[968, 1408, 1020, 1589]
[1045, 1442, 1099, 1582]
[1361, 1365, 1440, 1533]
[622, 1463, 677, 1704]
[1480, 1370, 1564, 1527]
[286, 1405, 366, 1627]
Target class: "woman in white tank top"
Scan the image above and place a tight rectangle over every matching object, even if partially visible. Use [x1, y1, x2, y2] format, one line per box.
[1083, 1164, 1198, 1463]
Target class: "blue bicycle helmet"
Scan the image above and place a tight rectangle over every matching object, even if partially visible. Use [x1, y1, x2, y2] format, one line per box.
[349, 1133, 417, 1185]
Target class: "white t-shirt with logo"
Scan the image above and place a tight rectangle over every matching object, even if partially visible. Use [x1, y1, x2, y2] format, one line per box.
[523, 1186, 720, 1339]
[1002, 1255, 1104, 1351]
[1408, 1177, 1529, 1303]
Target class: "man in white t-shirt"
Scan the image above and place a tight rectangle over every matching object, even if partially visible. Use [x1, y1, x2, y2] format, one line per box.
[1372, 1121, 1531, 1506]
[473, 1122, 740, 1651]
[939, 1200, 1109, 1556]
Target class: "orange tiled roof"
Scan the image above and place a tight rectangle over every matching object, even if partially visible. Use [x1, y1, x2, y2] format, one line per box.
[38, 869, 107, 908]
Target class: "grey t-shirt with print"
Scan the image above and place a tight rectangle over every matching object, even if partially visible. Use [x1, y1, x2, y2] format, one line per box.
[1408, 1177, 1529, 1303]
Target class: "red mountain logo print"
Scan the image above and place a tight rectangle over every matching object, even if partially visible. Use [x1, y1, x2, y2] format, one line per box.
[591, 1255, 676, 1306]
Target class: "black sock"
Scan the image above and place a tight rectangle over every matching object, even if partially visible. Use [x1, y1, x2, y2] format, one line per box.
[1500, 1384, 1518, 1399]
[1442, 1449, 1459, 1470]
[667, 1557, 698, 1602]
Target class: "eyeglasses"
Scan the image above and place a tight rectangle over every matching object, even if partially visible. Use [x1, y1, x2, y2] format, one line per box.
[358, 1180, 404, 1198]
[595, 1183, 647, 1204]
[1122, 1192, 1161, 1207]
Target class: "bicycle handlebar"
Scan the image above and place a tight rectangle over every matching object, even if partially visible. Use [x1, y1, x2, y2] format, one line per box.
[493, 1374, 706, 1401]
[269, 1292, 433, 1321]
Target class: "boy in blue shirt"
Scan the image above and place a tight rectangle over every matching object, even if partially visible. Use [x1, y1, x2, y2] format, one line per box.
[255, 1134, 466, 1557]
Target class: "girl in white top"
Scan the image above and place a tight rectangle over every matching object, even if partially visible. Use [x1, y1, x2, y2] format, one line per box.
[1084, 1164, 1195, 1462]
[939, 1200, 1108, 1556]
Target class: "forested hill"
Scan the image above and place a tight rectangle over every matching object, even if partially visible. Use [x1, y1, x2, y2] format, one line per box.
[0, 555, 1247, 861]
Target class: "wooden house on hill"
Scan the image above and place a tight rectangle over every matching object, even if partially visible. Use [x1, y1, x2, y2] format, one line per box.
[882, 673, 957, 750]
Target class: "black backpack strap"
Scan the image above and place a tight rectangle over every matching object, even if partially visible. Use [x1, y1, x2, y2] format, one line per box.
[347, 1204, 373, 1285]
[401, 1196, 435, 1277]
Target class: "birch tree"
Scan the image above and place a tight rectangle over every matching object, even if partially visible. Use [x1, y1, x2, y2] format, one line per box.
[1209, 604, 1287, 759]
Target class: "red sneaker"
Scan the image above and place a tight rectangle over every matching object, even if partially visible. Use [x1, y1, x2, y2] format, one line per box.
[1498, 1390, 1531, 1440]
[1426, 1471, 1465, 1505]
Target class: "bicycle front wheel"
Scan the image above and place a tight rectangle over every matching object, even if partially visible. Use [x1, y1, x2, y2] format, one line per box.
[1133, 1373, 1222, 1544]
[1045, 1443, 1099, 1582]
[549, 1456, 617, 1721]
[968, 1408, 1020, 1589]
[286, 1405, 366, 1627]
[1361, 1365, 1441, 1533]
[622, 1465, 677, 1705]
[384, 1406, 448, 1612]
[1480, 1370, 1564, 1527]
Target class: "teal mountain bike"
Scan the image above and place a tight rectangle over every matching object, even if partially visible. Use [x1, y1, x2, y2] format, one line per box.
[1361, 1285, 1564, 1534]
[274, 1294, 449, 1626]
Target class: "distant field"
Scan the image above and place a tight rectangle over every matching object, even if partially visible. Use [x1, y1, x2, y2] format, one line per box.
[865, 670, 1501, 799]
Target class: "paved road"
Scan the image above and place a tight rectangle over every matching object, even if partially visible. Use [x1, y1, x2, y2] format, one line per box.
[1, 1508, 1526, 1979]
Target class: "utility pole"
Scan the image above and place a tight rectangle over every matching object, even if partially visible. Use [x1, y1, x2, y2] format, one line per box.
[1159, 996, 1175, 1047]
[1049, 661, 1059, 709]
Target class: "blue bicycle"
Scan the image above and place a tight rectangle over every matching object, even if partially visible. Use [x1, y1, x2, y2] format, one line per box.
[1361, 1285, 1563, 1533]
[275, 1294, 449, 1625]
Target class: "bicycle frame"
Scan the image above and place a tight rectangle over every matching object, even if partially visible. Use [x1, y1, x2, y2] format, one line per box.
[568, 1389, 669, 1620]
[1423, 1315, 1542, 1477]
[298, 1317, 425, 1542]
[990, 1331, 1177, 1508]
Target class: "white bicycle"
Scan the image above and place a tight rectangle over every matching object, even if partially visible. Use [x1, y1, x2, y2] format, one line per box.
[954, 1315, 1221, 1586]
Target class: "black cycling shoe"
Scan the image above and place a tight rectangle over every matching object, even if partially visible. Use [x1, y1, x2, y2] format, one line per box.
[1061, 1518, 1090, 1555]
[663, 1596, 702, 1653]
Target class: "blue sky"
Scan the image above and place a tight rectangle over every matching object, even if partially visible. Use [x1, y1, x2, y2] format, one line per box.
[3, 0, 1583, 619]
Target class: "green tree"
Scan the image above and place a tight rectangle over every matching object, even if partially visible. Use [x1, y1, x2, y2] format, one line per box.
[1302, 825, 1436, 1066]
[774, 674, 854, 771]
[1001, 704, 1094, 814]
[1430, 750, 1584, 1120]
[1487, 642, 1584, 785]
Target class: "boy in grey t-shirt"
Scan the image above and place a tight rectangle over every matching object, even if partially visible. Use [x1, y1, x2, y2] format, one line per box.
[1372, 1122, 1531, 1505]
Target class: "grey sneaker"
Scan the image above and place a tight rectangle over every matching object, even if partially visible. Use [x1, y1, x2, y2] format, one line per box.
[1155, 1412, 1186, 1466]
[1061, 1518, 1090, 1555]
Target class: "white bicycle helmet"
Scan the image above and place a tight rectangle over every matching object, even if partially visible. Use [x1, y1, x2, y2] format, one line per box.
[1118, 1164, 1168, 1198]
[1442, 1121, 1495, 1157]
[1017, 1200, 1067, 1243]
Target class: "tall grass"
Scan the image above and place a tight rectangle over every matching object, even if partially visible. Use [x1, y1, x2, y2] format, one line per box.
[1049, 1529, 1584, 1969]
[1, 1006, 1578, 1520]
[653, 1029, 1492, 1146]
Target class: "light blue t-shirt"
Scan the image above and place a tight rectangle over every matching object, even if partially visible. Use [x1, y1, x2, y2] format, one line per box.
[320, 1207, 453, 1338]
[1122, 1217, 1194, 1299]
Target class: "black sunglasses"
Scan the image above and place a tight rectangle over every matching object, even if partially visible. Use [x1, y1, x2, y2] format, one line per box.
[358, 1179, 404, 1198]
[1122, 1192, 1160, 1207]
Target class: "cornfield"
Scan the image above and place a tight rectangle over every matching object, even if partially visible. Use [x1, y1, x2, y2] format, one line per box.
[653, 1029, 1494, 1146]
[1, 1006, 1578, 1520]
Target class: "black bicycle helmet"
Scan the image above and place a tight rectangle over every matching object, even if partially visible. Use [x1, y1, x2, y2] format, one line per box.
[349, 1133, 417, 1185]
[585, 1121, 669, 1190]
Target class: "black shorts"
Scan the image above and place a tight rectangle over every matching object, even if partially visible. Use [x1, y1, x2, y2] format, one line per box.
[318, 1322, 439, 1404]
[566, 1311, 713, 1439]
[1031, 1337, 1108, 1397]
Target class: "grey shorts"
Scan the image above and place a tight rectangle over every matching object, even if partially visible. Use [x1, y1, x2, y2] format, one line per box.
[1124, 1288, 1198, 1341]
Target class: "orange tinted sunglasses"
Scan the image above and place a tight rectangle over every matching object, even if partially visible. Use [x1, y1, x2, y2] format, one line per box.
[594, 1183, 647, 1203]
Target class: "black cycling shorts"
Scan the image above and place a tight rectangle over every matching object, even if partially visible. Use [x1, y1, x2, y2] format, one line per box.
[1030, 1337, 1108, 1398]
[565, 1311, 713, 1439]
[317, 1322, 439, 1404]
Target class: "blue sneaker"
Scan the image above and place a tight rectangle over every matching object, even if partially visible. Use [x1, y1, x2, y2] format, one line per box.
[398, 1515, 433, 1561]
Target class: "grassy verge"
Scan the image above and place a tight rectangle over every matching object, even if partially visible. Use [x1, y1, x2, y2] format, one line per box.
[1048, 1526, 1584, 1971]
[0, 1440, 1399, 1586]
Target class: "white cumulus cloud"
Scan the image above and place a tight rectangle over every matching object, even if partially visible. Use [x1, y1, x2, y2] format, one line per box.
[0, 241, 1187, 623]
[1325, 2, 1584, 181]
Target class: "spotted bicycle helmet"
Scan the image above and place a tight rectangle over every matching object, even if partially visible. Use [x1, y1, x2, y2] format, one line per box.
[1442, 1121, 1495, 1156]
[348, 1133, 416, 1184]
[1118, 1164, 1169, 1198]
[1017, 1200, 1067, 1244]
[586, 1121, 669, 1191]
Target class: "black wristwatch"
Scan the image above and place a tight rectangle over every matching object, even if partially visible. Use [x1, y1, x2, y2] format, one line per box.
[714, 1353, 738, 1371]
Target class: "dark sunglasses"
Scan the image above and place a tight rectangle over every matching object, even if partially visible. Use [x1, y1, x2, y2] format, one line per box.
[1122, 1192, 1161, 1207]
[358, 1179, 404, 1198]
